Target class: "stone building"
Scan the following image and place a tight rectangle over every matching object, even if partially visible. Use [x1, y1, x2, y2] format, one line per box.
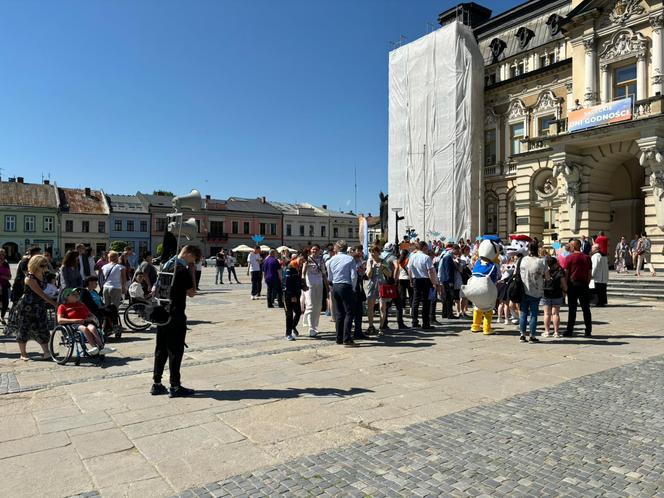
[450, 0, 664, 268]
[58, 187, 110, 256]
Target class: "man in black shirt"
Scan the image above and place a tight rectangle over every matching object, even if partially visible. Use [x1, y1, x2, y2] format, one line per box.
[151, 244, 201, 398]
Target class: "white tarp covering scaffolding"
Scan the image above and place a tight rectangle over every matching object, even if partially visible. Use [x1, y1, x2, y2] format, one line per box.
[388, 22, 484, 243]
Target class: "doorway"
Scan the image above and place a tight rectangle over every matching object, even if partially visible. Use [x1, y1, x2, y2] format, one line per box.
[2, 242, 19, 262]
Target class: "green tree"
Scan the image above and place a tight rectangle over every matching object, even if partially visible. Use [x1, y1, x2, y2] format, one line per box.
[110, 240, 128, 252]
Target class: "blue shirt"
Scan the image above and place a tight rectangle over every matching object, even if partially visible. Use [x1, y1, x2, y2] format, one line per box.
[438, 251, 456, 284]
[472, 259, 499, 283]
[326, 253, 358, 287]
[407, 251, 433, 279]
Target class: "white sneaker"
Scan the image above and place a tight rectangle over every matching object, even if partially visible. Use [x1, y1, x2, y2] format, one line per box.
[100, 346, 116, 354]
[511, 318, 519, 325]
[87, 347, 99, 356]
[286, 334, 295, 341]
[309, 329, 318, 338]
[503, 319, 509, 324]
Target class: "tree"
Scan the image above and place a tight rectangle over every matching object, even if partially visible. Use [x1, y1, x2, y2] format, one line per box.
[110, 240, 128, 253]
[153, 190, 174, 196]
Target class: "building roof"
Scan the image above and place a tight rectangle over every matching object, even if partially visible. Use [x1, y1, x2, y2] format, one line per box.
[225, 197, 282, 215]
[58, 187, 109, 215]
[0, 181, 58, 209]
[269, 201, 319, 216]
[106, 194, 150, 214]
[476, 1, 571, 65]
[205, 197, 227, 211]
[137, 192, 174, 209]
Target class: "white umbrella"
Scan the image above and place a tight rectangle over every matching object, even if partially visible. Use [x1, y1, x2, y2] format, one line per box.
[260, 245, 272, 252]
[232, 244, 253, 253]
[276, 246, 296, 253]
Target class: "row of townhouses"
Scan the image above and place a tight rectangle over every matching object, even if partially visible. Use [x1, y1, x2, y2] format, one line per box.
[0, 177, 360, 261]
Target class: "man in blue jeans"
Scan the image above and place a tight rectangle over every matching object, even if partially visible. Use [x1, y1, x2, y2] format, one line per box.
[517, 241, 548, 343]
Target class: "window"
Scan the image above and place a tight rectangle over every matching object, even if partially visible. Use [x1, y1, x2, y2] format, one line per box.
[510, 62, 525, 78]
[43, 216, 54, 232]
[243, 222, 250, 234]
[82, 221, 90, 233]
[348, 227, 353, 238]
[544, 207, 557, 230]
[114, 219, 123, 231]
[309, 225, 314, 237]
[286, 224, 292, 236]
[126, 220, 134, 232]
[270, 223, 277, 236]
[259, 223, 266, 235]
[4, 215, 16, 232]
[485, 193, 498, 234]
[210, 221, 224, 235]
[510, 122, 525, 156]
[156, 218, 166, 232]
[96, 243, 106, 255]
[485, 129, 497, 165]
[321, 225, 326, 237]
[232, 221, 239, 234]
[538, 115, 556, 137]
[140, 220, 148, 232]
[299, 225, 305, 236]
[333, 227, 339, 238]
[485, 71, 497, 86]
[24, 215, 35, 232]
[614, 63, 637, 100]
[98, 221, 105, 233]
[65, 220, 73, 232]
[539, 52, 556, 68]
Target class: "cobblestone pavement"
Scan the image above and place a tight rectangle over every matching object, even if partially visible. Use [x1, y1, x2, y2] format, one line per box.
[175, 355, 664, 498]
[2, 268, 664, 497]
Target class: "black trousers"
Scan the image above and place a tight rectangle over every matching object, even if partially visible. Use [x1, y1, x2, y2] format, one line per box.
[284, 292, 301, 335]
[353, 292, 364, 337]
[195, 270, 202, 289]
[251, 271, 262, 296]
[267, 282, 283, 307]
[332, 284, 355, 343]
[442, 282, 455, 318]
[566, 281, 592, 335]
[153, 314, 187, 387]
[227, 267, 240, 283]
[593, 282, 607, 307]
[0, 283, 9, 319]
[396, 280, 411, 326]
[411, 278, 432, 327]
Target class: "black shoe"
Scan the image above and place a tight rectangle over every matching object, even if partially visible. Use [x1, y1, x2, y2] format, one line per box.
[292, 328, 299, 337]
[422, 325, 434, 330]
[562, 332, 573, 337]
[412, 322, 420, 328]
[519, 335, 527, 343]
[397, 323, 409, 330]
[430, 319, 440, 324]
[584, 331, 592, 337]
[267, 304, 275, 308]
[336, 340, 343, 345]
[343, 341, 358, 348]
[446, 315, 458, 320]
[169, 386, 195, 398]
[355, 333, 370, 340]
[150, 383, 168, 396]
[529, 336, 540, 343]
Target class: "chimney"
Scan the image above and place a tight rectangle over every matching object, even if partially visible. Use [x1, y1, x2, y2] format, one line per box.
[17, 177, 24, 183]
[322, 204, 328, 209]
[8, 177, 16, 183]
[43, 179, 50, 185]
[85, 187, 91, 197]
[206, 195, 211, 200]
[261, 196, 266, 204]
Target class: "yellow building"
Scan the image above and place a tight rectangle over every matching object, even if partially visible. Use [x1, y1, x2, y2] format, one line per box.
[450, 0, 664, 268]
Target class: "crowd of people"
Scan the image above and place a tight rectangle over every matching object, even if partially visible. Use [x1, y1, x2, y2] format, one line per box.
[242, 230, 657, 346]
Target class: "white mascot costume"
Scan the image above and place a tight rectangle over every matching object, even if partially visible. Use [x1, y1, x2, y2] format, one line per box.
[461, 238, 500, 335]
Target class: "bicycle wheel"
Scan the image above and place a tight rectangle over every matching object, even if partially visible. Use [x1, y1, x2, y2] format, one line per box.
[49, 326, 74, 365]
[124, 302, 152, 331]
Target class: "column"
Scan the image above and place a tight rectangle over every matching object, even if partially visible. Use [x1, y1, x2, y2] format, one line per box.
[637, 53, 648, 101]
[583, 38, 598, 106]
[600, 64, 610, 103]
[650, 14, 664, 96]
[565, 82, 574, 111]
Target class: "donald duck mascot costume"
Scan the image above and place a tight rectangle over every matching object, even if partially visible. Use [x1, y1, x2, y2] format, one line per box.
[461, 235, 501, 335]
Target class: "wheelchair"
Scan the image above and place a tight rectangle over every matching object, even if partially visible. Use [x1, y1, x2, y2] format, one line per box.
[123, 299, 154, 331]
[49, 322, 107, 366]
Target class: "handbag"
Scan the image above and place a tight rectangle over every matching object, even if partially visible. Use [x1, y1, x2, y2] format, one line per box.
[379, 284, 398, 300]
[507, 257, 525, 302]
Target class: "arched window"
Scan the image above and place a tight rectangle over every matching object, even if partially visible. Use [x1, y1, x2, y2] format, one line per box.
[485, 191, 499, 234]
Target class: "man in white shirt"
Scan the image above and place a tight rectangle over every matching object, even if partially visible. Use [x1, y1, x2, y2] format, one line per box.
[407, 242, 439, 330]
[326, 240, 359, 347]
[247, 246, 263, 300]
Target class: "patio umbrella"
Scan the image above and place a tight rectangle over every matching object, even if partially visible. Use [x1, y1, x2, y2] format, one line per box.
[276, 246, 296, 253]
[232, 244, 253, 252]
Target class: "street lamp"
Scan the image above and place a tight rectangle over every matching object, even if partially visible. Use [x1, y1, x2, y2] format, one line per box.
[391, 207, 404, 244]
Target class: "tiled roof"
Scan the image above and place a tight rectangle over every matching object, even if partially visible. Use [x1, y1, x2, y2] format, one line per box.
[107, 194, 149, 214]
[137, 192, 174, 208]
[58, 188, 108, 215]
[226, 197, 281, 215]
[0, 181, 58, 208]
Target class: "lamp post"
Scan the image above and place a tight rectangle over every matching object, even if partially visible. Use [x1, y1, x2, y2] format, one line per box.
[392, 207, 404, 244]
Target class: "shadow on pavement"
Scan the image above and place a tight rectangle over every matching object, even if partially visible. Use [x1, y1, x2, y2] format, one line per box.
[193, 387, 373, 401]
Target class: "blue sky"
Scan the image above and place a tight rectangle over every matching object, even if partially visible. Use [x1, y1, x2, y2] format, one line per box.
[0, 0, 521, 215]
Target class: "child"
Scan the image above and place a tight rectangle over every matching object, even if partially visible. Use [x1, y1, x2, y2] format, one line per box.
[57, 288, 115, 356]
[128, 272, 152, 303]
[44, 273, 59, 300]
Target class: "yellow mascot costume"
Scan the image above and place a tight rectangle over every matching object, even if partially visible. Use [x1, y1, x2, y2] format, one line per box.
[461, 237, 501, 335]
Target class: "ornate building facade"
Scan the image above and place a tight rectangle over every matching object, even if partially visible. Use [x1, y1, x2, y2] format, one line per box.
[458, 0, 664, 267]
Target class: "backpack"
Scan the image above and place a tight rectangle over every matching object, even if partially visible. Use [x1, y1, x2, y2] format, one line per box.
[507, 257, 525, 302]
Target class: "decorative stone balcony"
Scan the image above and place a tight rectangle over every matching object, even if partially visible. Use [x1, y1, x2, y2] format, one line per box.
[521, 136, 551, 152]
[484, 162, 501, 177]
[504, 161, 518, 176]
[634, 95, 664, 119]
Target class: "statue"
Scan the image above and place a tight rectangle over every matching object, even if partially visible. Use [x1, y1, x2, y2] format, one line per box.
[379, 192, 389, 235]
[553, 160, 582, 233]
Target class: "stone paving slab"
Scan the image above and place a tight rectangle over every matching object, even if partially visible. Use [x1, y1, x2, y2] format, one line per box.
[174, 354, 664, 498]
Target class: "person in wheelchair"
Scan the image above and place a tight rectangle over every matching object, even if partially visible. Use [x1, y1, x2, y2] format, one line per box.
[128, 271, 154, 304]
[79, 276, 120, 336]
[57, 288, 115, 356]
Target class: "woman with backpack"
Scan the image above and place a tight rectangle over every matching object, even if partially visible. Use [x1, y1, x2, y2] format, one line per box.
[636, 233, 657, 277]
[542, 256, 566, 338]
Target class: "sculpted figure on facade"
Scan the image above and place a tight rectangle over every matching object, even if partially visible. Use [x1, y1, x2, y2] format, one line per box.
[640, 147, 664, 229]
[553, 161, 582, 233]
[608, 0, 645, 26]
